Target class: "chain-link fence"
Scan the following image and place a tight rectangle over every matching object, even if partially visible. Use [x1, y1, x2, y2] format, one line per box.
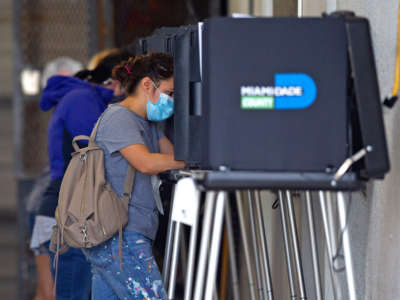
[15, 0, 99, 177]
[13, 1, 106, 298]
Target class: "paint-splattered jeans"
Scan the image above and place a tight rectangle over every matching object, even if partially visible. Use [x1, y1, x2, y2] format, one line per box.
[83, 231, 167, 300]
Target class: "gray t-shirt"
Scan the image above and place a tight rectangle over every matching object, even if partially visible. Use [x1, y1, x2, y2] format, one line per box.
[96, 104, 164, 240]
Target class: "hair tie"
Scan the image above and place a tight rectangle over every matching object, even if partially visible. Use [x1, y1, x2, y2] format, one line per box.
[125, 66, 132, 74]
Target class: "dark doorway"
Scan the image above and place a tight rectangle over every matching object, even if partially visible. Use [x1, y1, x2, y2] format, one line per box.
[113, 0, 227, 48]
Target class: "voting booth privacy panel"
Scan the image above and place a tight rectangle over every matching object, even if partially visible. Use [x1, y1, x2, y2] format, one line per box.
[137, 16, 390, 189]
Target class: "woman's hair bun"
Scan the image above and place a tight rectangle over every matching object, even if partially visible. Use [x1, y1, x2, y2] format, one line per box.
[112, 52, 173, 95]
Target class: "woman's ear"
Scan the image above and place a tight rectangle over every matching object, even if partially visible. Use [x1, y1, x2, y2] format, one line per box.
[141, 77, 153, 94]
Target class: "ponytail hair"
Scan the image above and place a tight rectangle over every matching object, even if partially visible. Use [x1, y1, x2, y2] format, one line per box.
[74, 49, 133, 84]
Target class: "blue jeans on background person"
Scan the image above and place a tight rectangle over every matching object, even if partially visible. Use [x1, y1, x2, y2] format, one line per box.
[49, 245, 92, 300]
[83, 231, 167, 300]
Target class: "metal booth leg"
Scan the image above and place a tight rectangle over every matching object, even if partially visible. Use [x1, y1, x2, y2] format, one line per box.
[162, 186, 176, 287]
[254, 190, 274, 300]
[286, 190, 307, 299]
[204, 191, 227, 300]
[325, 191, 343, 298]
[305, 191, 323, 300]
[224, 197, 240, 300]
[248, 190, 265, 300]
[337, 192, 357, 300]
[168, 218, 181, 299]
[278, 190, 297, 299]
[193, 191, 217, 300]
[318, 191, 341, 299]
[326, 191, 338, 253]
[166, 178, 201, 300]
[236, 191, 258, 300]
[183, 205, 200, 300]
[179, 226, 188, 279]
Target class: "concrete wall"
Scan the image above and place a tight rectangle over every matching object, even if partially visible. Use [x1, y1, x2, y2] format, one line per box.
[335, 1, 400, 299]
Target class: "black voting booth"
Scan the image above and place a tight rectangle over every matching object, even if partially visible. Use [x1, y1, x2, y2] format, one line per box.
[138, 14, 390, 300]
[173, 16, 389, 190]
[136, 16, 390, 189]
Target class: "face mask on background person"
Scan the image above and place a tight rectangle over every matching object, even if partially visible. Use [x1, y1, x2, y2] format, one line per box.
[146, 81, 174, 122]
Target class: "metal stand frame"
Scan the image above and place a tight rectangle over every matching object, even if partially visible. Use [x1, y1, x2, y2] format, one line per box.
[165, 177, 275, 300]
[254, 191, 274, 300]
[319, 191, 357, 300]
[236, 191, 258, 300]
[305, 191, 323, 300]
[278, 190, 307, 299]
[337, 192, 357, 300]
[163, 175, 357, 300]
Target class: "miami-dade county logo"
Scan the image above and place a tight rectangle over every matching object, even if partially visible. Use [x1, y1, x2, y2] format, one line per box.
[240, 73, 317, 110]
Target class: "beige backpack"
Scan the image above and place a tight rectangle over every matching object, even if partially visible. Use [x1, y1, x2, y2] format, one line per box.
[50, 116, 135, 266]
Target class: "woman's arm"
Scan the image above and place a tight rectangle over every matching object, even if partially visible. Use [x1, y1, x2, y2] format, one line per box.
[120, 144, 185, 175]
[158, 136, 174, 155]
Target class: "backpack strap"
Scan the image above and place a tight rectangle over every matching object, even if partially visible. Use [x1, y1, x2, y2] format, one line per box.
[88, 117, 102, 147]
[71, 113, 103, 151]
[72, 135, 90, 151]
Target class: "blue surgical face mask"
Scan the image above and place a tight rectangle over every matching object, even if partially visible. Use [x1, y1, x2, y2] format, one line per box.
[146, 83, 174, 122]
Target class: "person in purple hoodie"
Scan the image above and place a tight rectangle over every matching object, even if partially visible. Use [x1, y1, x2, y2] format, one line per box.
[34, 50, 133, 300]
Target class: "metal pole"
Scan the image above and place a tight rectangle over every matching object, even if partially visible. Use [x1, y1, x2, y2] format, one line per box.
[263, 0, 274, 17]
[326, 0, 337, 13]
[213, 287, 219, 300]
[326, 192, 338, 254]
[12, 2, 27, 299]
[224, 199, 240, 300]
[204, 191, 227, 300]
[305, 191, 323, 300]
[278, 190, 297, 299]
[193, 191, 216, 300]
[254, 191, 274, 300]
[319, 191, 340, 299]
[337, 192, 357, 300]
[163, 186, 176, 285]
[183, 199, 200, 300]
[168, 221, 181, 300]
[248, 190, 264, 300]
[298, 0, 303, 17]
[12, 0, 23, 177]
[87, 0, 99, 58]
[179, 226, 188, 275]
[249, 0, 254, 15]
[102, 0, 114, 48]
[286, 190, 307, 299]
[235, 191, 257, 300]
